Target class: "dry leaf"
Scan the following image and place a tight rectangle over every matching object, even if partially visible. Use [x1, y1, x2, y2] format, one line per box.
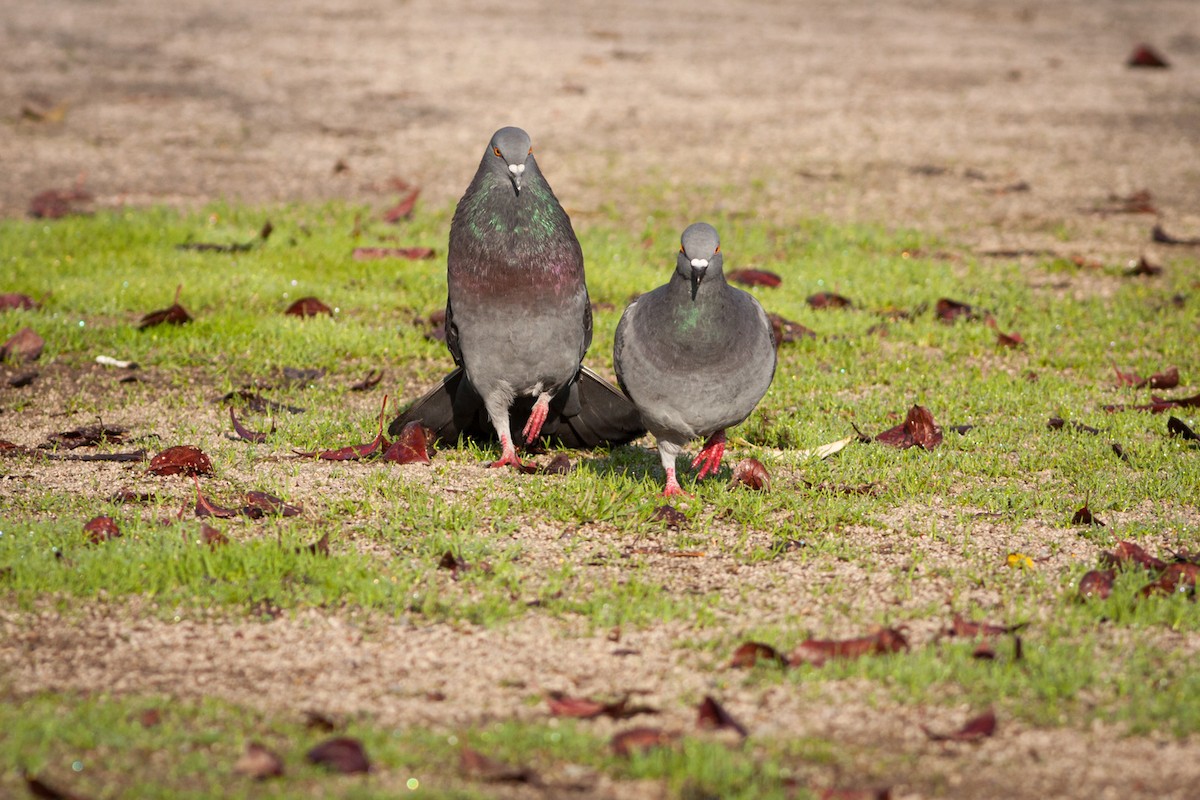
[922, 709, 997, 742]
[875, 405, 943, 450]
[285, 297, 333, 317]
[234, 742, 284, 780]
[149, 445, 213, 477]
[0, 326, 45, 361]
[727, 269, 782, 288]
[789, 627, 909, 667]
[696, 695, 748, 737]
[1078, 569, 1115, 600]
[306, 736, 370, 774]
[83, 515, 120, 544]
[729, 641, 788, 669]
[729, 457, 770, 491]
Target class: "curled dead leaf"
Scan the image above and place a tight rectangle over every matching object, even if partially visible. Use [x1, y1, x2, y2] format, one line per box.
[875, 405, 943, 450]
[540, 453, 573, 474]
[285, 296, 333, 317]
[1078, 569, 1115, 600]
[922, 709, 997, 742]
[728, 269, 782, 288]
[458, 746, 537, 784]
[651, 504, 687, 529]
[807, 291, 853, 309]
[229, 406, 272, 443]
[350, 369, 384, 391]
[1101, 540, 1167, 571]
[1071, 503, 1104, 526]
[149, 445, 213, 477]
[138, 286, 193, 330]
[382, 420, 434, 464]
[729, 641, 788, 669]
[382, 187, 420, 222]
[729, 457, 770, 491]
[306, 736, 370, 774]
[1168, 416, 1199, 442]
[789, 627, 909, 667]
[1127, 44, 1169, 68]
[84, 515, 121, 544]
[696, 695, 748, 738]
[234, 742, 284, 780]
[1140, 563, 1199, 597]
[1, 326, 45, 362]
[611, 727, 675, 757]
[352, 246, 435, 260]
[0, 293, 40, 311]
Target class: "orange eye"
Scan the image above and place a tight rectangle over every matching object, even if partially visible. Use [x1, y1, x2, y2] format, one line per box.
[715, 245, 720, 253]
[528, 147, 533, 154]
[679, 246, 685, 254]
[493, 146, 502, 157]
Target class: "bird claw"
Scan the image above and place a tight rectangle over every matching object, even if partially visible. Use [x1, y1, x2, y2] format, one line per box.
[522, 395, 551, 445]
[488, 436, 536, 473]
[662, 468, 691, 497]
[691, 431, 727, 479]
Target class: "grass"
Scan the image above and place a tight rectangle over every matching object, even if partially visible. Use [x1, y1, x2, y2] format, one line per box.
[2, 201, 1200, 793]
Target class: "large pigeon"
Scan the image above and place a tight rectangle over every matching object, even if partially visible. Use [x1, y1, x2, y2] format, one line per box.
[613, 222, 776, 495]
[389, 126, 643, 468]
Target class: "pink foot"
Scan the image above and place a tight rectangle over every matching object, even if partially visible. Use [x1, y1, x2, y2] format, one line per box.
[522, 394, 551, 445]
[691, 430, 727, 479]
[488, 435, 533, 472]
[662, 467, 690, 497]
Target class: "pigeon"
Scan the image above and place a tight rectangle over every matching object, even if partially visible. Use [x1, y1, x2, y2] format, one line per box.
[613, 222, 776, 495]
[389, 127, 643, 467]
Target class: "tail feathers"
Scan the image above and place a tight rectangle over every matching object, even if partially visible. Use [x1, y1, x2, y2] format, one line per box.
[389, 365, 645, 450]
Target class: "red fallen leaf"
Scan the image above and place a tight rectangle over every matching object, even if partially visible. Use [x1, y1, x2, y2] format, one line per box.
[1134, 366, 1179, 390]
[767, 313, 817, 347]
[459, 746, 536, 783]
[1, 326, 45, 362]
[84, 515, 121, 544]
[43, 425, 128, 450]
[729, 641, 788, 668]
[875, 405, 943, 450]
[729, 457, 770, 491]
[108, 488, 155, 503]
[1168, 416, 1200, 442]
[546, 694, 608, 718]
[349, 369, 384, 391]
[0, 293, 39, 311]
[21, 770, 91, 800]
[382, 420, 433, 464]
[1152, 391, 1200, 409]
[1106, 189, 1156, 214]
[234, 742, 285, 780]
[807, 291, 852, 309]
[382, 188, 420, 222]
[651, 504, 687, 528]
[187, 523, 229, 548]
[611, 727, 675, 757]
[304, 710, 338, 731]
[138, 285, 192, 330]
[1127, 43, 1170, 69]
[300, 532, 331, 556]
[8, 370, 36, 388]
[149, 445, 213, 476]
[192, 477, 240, 519]
[28, 185, 93, 219]
[217, 390, 306, 415]
[137, 708, 162, 728]
[1101, 540, 1167, 571]
[285, 296, 333, 317]
[177, 221, 272, 253]
[296, 395, 389, 460]
[1126, 256, 1163, 277]
[1112, 362, 1142, 387]
[306, 736, 370, 774]
[789, 627, 909, 667]
[244, 491, 303, 517]
[948, 614, 1027, 638]
[540, 453, 573, 474]
[696, 695, 748, 738]
[1152, 224, 1200, 246]
[1112, 442, 1131, 464]
[352, 246, 436, 260]
[1047, 417, 1100, 435]
[996, 330, 1024, 348]
[935, 297, 992, 324]
[230, 406, 273, 443]
[728, 269, 782, 288]
[972, 641, 997, 660]
[922, 709, 997, 742]
[1071, 503, 1104, 526]
[1102, 400, 1179, 414]
[1141, 563, 1199, 596]
[818, 788, 893, 800]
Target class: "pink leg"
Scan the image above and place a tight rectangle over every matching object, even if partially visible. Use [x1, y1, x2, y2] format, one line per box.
[662, 467, 688, 497]
[521, 392, 551, 444]
[488, 434, 530, 470]
[691, 430, 727, 479]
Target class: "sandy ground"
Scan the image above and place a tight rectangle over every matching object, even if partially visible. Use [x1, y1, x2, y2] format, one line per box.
[4, 1, 1200, 797]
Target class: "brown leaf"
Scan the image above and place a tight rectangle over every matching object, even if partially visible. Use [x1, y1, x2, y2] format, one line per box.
[1140, 563, 1199, 597]
[28, 185, 92, 218]
[243, 491, 303, 517]
[807, 291, 853, 309]
[727, 269, 782, 288]
[611, 727, 675, 757]
[1138, 366, 1179, 390]
[1168, 416, 1200, 442]
[1078, 569, 1115, 599]
[192, 477, 240, 519]
[1111, 442, 1131, 464]
[44, 424, 128, 450]
[729, 641, 788, 669]
[0, 293, 39, 311]
[459, 746, 536, 784]
[8, 370, 37, 388]
[1152, 224, 1200, 246]
[1104, 189, 1157, 214]
[875, 405, 943, 450]
[382, 420, 434, 465]
[546, 694, 608, 718]
[1100, 541, 1167, 571]
[438, 550, 469, 578]
[149, 445, 213, 476]
[922, 709, 997, 742]
[301, 532, 331, 557]
[108, 488, 155, 504]
[1, 326, 45, 362]
[229, 406, 273, 443]
[382, 188, 420, 222]
[1127, 44, 1170, 68]
[947, 614, 1026, 638]
[1047, 417, 1100, 435]
[696, 695, 748, 738]
[190, 523, 229, 548]
[349, 369, 384, 391]
[651, 504, 687, 528]
[789, 627, 909, 667]
[352, 246, 436, 260]
[306, 736, 370, 774]
[296, 395, 389, 460]
[137, 708, 162, 728]
[767, 312, 817, 346]
[83, 515, 121, 544]
[176, 222, 271, 253]
[22, 771, 91, 800]
[234, 742, 284, 780]
[1126, 256, 1163, 276]
[729, 457, 770, 491]
[1071, 503, 1104, 526]
[217, 390, 306, 415]
[303, 710, 338, 731]
[540, 453, 573, 474]
[285, 296, 333, 317]
[1153, 391, 1200, 409]
[817, 788, 893, 800]
[996, 330, 1024, 348]
[935, 297, 989, 324]
[1112, 362, 1142, 387]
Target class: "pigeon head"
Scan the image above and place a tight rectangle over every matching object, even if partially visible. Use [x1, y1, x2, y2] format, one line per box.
[676, 222, 722, 300]
[487, 126, 534, 195]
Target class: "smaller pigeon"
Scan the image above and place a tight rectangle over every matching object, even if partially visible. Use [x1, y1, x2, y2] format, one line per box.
[614, 222, 776, 495]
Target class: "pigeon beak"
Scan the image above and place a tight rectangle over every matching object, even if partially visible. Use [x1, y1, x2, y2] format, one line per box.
[508, 163, 526, 195]
[689, 258, 709, 300]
